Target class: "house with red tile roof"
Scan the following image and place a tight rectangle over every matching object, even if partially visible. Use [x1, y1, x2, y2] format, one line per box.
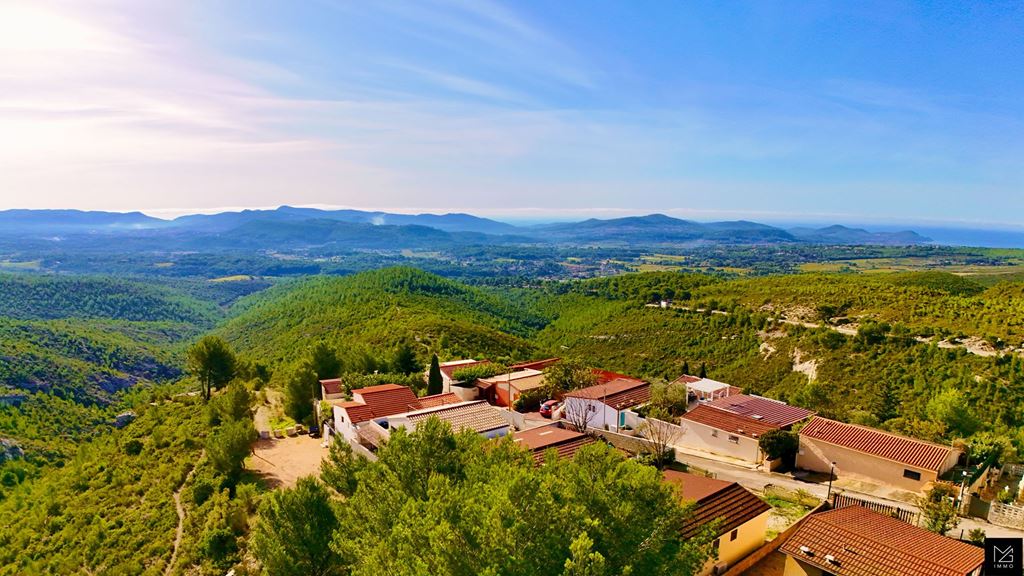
[508, 357, 561, 372]
[318, 377, 346, 400]
[563, 377, 650, 432]
[329, 383, 459, 442]
[592, 369, 645, 386]
[364, 400, 510, 448]
[797, 416, 961, 492]
[663, 470, 772, 576]
[704, 394, 814, 428]
[477, 368, 546, 407]
[679, 404, 781, 464]
[512, 422, 595, 465]
[780, 505, 983, 576]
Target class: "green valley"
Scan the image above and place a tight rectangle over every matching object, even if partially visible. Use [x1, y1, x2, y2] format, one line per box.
[3, 266, 1024, 574]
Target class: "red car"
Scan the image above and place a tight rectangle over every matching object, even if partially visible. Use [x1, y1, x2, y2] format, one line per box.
[539, 399, 562, 418]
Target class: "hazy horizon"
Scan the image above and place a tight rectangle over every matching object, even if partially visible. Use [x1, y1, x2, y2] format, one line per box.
[1, 1, 1023, 226]
[7, 202, 1024, 237]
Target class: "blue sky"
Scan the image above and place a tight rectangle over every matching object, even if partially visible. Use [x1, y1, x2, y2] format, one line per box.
[1, 1, 1022, 226]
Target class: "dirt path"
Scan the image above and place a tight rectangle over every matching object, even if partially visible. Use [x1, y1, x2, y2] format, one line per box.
[166, 452, 203, 576]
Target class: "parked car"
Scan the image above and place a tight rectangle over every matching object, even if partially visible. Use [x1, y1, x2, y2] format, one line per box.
[539, 400, 562, 418]
[308, 423, 321, 438]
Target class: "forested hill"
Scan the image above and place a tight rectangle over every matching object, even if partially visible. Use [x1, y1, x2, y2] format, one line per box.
[217, 267, 544, 367]
[3, 266, 1024, 574]
[220, 267, 1024, 447]
[0, 275, 257, 402]
[0, 275, 221, 325]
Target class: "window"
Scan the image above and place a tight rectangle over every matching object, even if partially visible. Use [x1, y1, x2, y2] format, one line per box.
[730, 529, 738, 541]
[728, 435, 740, 444]
[903, 469, 921, 481]
[711, 429, 719, 438]
[712, 539, 719, 550]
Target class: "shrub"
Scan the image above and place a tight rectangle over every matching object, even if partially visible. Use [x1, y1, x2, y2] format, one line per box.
[192, 478, 216, 506]
[122, 439, 143, 456]
[758, 430, 799, 467]
[200, 527, 237, 564]
[451, 363, 506, 383]
[513, 388, 546, 412]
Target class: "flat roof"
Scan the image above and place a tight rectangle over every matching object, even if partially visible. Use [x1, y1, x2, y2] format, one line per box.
[686, 377, 734, 394]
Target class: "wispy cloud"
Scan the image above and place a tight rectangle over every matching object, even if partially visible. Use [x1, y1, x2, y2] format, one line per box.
[1, 0, 1022, 226]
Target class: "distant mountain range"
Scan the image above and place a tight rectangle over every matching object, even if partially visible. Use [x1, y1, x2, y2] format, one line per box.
[0, 206, 933, 249]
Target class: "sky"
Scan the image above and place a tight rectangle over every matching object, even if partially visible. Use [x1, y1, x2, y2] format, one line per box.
[1, 0, 1023, 227]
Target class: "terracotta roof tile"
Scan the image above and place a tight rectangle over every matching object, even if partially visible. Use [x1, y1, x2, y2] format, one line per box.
[780, 506, 984, 576]
[513, 425, 596, 464]
[337, 401, 376, 424]
[704, 394, 814, 427]
[565, 379, 650, 410]
[509, 358, 561, 371]
[681, 404, 779, 438]
[404, 401, 508, 434]
[800, 417, 954, 472]
[413, 392, 460, 409]
[592, 369, 645, 386]
[350, 384, 420, 422]
[664, 471, 772, 539]
[319, 378, 344, 395]
[663, 469, 731, 500]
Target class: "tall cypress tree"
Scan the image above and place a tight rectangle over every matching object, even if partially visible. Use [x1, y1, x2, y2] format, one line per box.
[427, 353, 443, 396]
[698, 362, 707, 379]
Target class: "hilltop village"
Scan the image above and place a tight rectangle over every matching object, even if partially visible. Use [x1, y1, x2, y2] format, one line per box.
[247, 353, 1004, 576]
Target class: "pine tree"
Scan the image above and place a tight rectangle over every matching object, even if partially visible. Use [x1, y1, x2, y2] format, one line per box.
[186, 335, 237, 401]
[873, 380, 900, 422]
[391, 341, 418, 375]
[427, 353, 443, 396]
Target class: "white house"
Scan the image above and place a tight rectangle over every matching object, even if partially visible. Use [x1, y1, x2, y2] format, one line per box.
[678, 404, 780, 464]
[330, 383, 458, 442]
[562, 378, 650, 432]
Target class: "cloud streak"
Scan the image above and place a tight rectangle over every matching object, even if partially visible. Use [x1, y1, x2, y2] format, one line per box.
[0, 0, 1022, 226]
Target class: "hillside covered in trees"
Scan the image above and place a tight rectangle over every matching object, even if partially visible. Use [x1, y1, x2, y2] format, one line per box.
[3, 266, 1024, 573]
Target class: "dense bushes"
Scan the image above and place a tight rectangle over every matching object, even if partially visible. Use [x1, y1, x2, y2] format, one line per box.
[0, 397, 206, 574]
[292, 418, 716, 576]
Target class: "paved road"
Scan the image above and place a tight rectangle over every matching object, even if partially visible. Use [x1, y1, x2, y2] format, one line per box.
[675, 450, 1024, 540]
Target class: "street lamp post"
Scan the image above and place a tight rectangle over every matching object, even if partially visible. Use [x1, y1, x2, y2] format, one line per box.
[827, 461, 836, 502]
[958, 469, 969, 512]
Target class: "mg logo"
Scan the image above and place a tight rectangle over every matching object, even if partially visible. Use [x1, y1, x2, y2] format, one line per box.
[987, 538, 1023, 576]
